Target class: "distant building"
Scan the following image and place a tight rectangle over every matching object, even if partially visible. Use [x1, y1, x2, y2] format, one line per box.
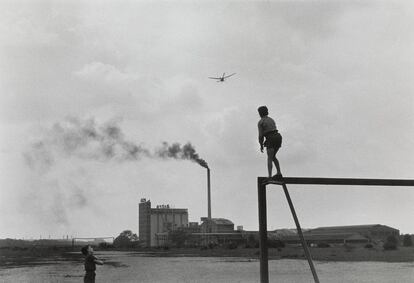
[139, 199, 245, 247]
[187, 222, 202, 233]
[138, 199, 151, 247]
[307, 224, 399, 242]
[269, 229, 300, 239]
[200, 218, 234, 233]
[278, 224, 399, 245]
[139, 198, 189, 247]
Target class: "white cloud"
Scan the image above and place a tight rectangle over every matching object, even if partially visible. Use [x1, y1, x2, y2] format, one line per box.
[0, 8, 59, 48]
[75, 62, 138, 84]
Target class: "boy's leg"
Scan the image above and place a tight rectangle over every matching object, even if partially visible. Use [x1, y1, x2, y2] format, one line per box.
[272, 147, 282, 176]
[84, 272, 95, 283]
[266, 147, 275, 178]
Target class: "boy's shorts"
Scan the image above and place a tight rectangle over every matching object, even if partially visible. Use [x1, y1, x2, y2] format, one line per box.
[84, 271, 96, 283]
[264, 131, 282, 150]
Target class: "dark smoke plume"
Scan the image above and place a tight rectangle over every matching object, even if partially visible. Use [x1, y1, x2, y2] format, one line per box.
[22, 117, 209, 228]
[24, 117, 149, 173]
[25, 117, 208, 170]
[157, 142, 209, 168]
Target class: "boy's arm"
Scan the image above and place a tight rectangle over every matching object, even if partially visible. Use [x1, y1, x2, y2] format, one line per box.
[93, 256, 104, 265]
[259, 136, 264, 152]
[258, 122, 264, 152]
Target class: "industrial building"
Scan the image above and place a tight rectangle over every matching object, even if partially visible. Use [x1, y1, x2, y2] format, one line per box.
[200, 217, 235, 233]
[278, 224, 399, 245]
[306, 224, 399, 241]
[139, 198, 189, 247]
[138, 198, 243, 247]
[179, 218, 243, 247]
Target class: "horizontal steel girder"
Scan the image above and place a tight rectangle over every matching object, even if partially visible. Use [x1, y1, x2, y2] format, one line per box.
[259, 177, 414, 187]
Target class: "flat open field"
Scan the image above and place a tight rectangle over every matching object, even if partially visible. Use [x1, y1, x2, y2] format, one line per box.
[2, 245, 414, 270]
[1, 248, 414, 283]
[127, 245, 414, 262]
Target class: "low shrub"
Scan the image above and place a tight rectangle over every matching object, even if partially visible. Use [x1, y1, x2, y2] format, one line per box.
[316, 242, 330, 248]
[98, 242, 113, 249]
[403, 234, 413, 247]
[226, 242, 238, 249]
[383, 235, 398, 250]
[383, 242, 397, 250]
[344, 245, 355, 252]
[268, 239, 285, 249]
[364, 243, 373, 249]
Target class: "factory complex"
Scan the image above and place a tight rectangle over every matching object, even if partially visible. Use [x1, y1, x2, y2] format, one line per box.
[138, 198, 400, 248]
[138, 198, 242, 247]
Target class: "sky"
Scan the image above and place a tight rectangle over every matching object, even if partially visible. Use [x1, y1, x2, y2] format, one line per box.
[0, 0, 413, 239]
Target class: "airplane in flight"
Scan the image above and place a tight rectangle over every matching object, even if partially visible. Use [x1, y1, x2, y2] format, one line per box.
[208, 72, 236, 82]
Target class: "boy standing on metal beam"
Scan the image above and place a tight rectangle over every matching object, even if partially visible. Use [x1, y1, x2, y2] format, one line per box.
[257, 106, 282, 178]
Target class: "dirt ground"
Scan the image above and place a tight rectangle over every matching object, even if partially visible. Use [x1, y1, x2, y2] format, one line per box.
[1, 244, 414, 270]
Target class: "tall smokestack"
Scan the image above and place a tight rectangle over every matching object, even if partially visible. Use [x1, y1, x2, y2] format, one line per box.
[207, 168, 211, 220]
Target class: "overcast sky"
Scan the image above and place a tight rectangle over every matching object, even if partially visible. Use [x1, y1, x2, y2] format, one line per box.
[1, 1, 413, 239]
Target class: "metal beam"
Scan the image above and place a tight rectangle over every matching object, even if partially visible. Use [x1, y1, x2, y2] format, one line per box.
[260, 177, 414, 187]
[257, 179, 269, 283]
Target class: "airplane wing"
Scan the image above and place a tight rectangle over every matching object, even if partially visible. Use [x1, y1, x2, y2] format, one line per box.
[224, 73, 236, 78]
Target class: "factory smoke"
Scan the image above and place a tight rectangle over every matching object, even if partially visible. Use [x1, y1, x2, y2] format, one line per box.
[24, 117, 149, 172]
[156, 142, 209, 169]
[22, 117, 209, 229]
[24, 117, 208, 171]
[21, 118, 208, 230]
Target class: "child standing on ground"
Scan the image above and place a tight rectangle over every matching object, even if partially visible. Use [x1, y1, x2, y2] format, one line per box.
[81, 245, 104, 283]
[257, 106, 282, 178]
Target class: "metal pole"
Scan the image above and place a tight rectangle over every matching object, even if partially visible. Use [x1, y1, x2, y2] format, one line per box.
[258, 178, 269, 283]
[207, 168, 211, 220]
[281, 183, 320, 283]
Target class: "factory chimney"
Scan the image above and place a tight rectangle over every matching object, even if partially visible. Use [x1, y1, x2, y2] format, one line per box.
[207, 168, 211, 219]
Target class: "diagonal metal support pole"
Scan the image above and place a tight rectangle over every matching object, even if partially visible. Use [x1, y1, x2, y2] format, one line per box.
[280, 182, 320, 283]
